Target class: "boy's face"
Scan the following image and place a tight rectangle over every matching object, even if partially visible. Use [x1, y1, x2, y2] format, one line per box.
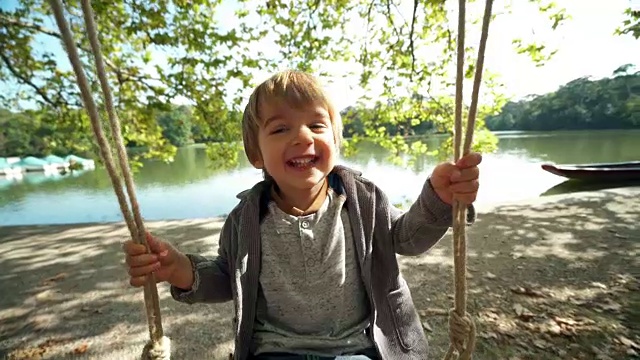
[253, 99, 337, 193]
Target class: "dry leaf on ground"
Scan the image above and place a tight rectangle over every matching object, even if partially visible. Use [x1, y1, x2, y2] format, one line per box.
[597, 299, 622, 313]
[510, 286, 547, 298]
[617, 336, 640, 351]
[7, 338, 70, 360]
[513, 303, 535, 321]
[73, 343, 89, 354]
[42, 272, 68, 285]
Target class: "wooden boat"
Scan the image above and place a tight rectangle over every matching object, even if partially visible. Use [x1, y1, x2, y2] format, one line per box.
[541, 161, 640, 182]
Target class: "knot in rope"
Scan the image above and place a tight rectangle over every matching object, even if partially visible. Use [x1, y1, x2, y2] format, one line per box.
[48, 0, 168, 358]
[443, 0, 493, 358]
[444, 308, 477, 360]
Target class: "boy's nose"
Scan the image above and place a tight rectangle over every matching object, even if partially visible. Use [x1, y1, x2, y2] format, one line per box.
[292, 126, 314, 145]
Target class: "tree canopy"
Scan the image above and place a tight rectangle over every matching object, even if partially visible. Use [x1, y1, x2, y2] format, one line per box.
[485, 65, 640, 131]
[0, 0, 612, 167]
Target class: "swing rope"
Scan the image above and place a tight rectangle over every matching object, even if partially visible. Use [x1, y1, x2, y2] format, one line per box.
[48, 0, 493, 358]
[47, 0, 169, 358]
[444, 0, 493, 359]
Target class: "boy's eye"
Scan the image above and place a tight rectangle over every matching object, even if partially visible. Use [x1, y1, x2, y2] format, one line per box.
[270, 126, 287, 134]
[310, 123, 327, 129]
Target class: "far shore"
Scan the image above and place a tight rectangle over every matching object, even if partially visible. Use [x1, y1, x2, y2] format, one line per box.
[1, 186, 639, 359]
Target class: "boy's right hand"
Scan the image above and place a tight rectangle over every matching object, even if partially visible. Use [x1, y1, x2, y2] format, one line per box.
[123, 233, 193, 290]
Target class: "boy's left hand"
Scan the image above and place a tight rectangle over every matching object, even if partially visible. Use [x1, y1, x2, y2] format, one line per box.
[430, 152, 482, 205]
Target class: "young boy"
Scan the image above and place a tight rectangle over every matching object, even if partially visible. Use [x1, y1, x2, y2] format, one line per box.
[123, 70, 481, 360]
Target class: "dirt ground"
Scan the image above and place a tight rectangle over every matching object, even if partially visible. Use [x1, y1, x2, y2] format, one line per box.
[0, 186, 638, 360]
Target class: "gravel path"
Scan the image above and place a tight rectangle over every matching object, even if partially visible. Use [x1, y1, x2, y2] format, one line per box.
[1, 186, 638, 359]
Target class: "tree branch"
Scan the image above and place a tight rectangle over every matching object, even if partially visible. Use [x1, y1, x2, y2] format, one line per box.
[308, 0, 321, 27]
[0, 51, 60, 107]
[1, 14, 61, 38]
[1, 14, 162, 82]
[384, 0, 402, 41]
[361, 0, 376, 69]
[409, 0, 418, 80]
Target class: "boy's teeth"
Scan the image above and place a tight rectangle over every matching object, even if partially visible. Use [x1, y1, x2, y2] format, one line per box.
[289, 157, 316, 167]
[291, 157, 314, 164]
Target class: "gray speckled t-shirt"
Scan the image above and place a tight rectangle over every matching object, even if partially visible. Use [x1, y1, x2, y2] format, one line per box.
[251, 188, 374, 355]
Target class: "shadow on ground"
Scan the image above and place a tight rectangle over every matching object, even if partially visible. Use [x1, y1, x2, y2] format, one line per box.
[0, 219, 234, 359]
[401, 186, 640, 359]
[540, 179, 640, 197]
[1, 187, 639, 359]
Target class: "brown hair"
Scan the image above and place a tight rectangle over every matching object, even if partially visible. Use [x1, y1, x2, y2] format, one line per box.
[242, 70, 343, 170]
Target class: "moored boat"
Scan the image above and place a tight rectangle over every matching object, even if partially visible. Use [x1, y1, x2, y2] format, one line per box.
[541, 161, 640, 182]
[0, 157, 24, 178]
[42, 154, 70, 169]
[65, 154, 96, 169]
[13, 156, 58, 173]
[1, 154, 97, 173]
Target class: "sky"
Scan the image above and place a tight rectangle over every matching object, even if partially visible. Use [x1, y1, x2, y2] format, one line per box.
[317, 0, 640, 110]
[479, 0, 639, 100]
[1, 0, 639, 111]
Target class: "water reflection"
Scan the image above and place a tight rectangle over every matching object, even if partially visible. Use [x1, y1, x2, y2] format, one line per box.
[0, 129, 638, 226]
[495, 129, 640, 164]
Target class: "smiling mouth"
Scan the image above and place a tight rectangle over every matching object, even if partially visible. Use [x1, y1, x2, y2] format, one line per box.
[286, 156, 319, 169]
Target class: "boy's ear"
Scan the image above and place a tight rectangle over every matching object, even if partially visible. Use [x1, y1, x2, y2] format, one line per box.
[247, 148, 264, 169]
[252, 157, 264, 169]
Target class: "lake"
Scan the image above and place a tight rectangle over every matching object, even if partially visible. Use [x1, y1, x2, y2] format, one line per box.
[1, 129, 639, 227]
